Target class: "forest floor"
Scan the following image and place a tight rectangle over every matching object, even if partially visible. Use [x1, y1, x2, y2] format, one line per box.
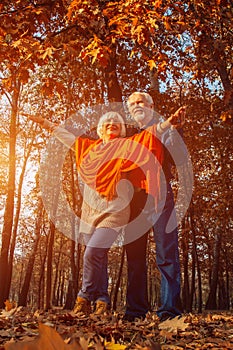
[0, 306, 233, 349]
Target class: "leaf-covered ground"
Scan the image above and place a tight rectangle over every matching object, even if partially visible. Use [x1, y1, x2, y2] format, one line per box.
[0, 306, 233, 349]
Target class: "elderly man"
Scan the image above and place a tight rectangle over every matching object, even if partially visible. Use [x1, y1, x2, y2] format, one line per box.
[124, 91, 187, 322]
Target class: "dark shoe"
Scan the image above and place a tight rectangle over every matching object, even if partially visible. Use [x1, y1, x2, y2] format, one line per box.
[73, 296, 91, 316]
[159, 315, 172, 322]
[123, 314, 146, 322]
[159, 313, 182, 322]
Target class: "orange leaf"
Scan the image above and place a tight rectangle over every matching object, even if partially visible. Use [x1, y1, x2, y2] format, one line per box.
[132, 18, 138, 26]
[4, 323, 81, 349]
[40, 47, 55, 60]
[163, 17, 172, 31]
[148, 59, 156, 71]
[4, 300, 14, 311]
[12, 39, 22, 48]
[154, 0, 162, 8]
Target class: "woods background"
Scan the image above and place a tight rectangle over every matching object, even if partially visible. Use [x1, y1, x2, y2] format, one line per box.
[0, 0, 232, 315]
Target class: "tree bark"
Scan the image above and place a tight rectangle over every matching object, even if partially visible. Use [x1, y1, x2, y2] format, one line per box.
[189, 203, 203, 313]
[181, 218, 190, 312]
[6, 131, 36, 299]
[64, 150, 82, 310]
[0, 84, 19, 307]
[105, 49, 123, 103]
[38, 235, 48, 310]
[112, 247, 125, 311]
[45, 221, 56, 310]
[18, 197, 43, 306]
[205, 232, 222, 310]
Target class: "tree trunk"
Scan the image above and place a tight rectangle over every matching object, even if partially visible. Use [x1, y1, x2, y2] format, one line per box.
[52, 236, 64, 306]
[6, 132, 36, 299]
[64, 279, 76, 310]
[148, 258, 153, 308]
[69, 151, 79, 299]
[105, 49, 123, 103]
[64, 151, 82, 310]
[218, 273, 228, 310]
[18, 197, 43, 306]
[59, 271, 65, 306]
[43, 139, 64, 310]
[0, 85, 19, 307]
[214, 53, 233, 113]
[181, 218, 190, 312]
[38, 233, 48, 309]
[45, 221, 56, 310]
[189, 241, 196, 312]
[189, 204, 203, 313]
[112, 247, 125, 310]
[224, 250, 230, 310]
[205, 232, 222, 310]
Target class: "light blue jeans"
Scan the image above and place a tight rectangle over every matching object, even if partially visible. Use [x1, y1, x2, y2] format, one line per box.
[154, 186, 182, 319]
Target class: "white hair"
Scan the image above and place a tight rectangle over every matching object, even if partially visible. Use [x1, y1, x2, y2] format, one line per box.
[97, 111, 126, 138]
[127, 91, 154, 107]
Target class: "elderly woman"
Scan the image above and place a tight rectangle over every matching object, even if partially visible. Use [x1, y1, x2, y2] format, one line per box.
[26, 111, 163, 316]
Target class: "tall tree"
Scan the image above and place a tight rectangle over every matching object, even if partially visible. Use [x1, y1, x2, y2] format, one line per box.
[0, 0, 232, 312]
[0, 72, 20, 307]
[18, 196, 43, 306]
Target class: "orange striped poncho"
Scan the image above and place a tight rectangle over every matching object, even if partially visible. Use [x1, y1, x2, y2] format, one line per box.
[75, 124, 163, 208]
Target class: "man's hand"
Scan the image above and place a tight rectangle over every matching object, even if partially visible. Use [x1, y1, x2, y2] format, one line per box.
[168, 106, 186, 129]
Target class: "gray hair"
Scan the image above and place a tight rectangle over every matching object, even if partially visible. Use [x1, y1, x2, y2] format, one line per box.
[127, 91, 154, 107]
[97, 111, 126, 138]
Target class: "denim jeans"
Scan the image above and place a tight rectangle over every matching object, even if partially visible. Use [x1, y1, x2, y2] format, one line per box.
[125, 190, 149, 318]
[125, 231, 149, 317]
[78, 227, 118, 303]
[153, 185, 182, 319]
[125, 185, 182, 319]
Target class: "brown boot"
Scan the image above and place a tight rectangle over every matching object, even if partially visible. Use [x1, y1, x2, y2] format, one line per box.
[94, 300, 108, 315]
[73, 296, 91, 315]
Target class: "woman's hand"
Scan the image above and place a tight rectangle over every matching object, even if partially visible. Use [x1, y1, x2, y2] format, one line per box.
[21, 113, 45, 126]
[21, 112, 58, 132]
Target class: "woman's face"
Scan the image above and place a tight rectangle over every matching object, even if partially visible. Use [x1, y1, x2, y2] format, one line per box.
[102, 117, 122, 141]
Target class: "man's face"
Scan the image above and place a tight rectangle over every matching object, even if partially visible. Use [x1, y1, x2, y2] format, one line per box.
[127, 94, 154, 125]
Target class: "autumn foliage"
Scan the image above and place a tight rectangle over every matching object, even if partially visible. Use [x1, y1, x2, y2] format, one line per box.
[0, 3, 232, 349]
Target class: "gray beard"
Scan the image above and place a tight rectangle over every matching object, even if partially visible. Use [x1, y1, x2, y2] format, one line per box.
[133, 112, 146, 124]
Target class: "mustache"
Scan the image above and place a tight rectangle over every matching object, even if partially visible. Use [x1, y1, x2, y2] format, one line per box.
[132, 107, 145, 114]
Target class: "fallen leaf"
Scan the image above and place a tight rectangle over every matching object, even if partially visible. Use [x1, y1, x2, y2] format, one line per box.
[104, 340, 127, 349]
[160, 329, 175, 341]
[158, 316, 188, 333]
[0, 306, 23, 318]
[4, 323, 81, 350]
[4, 300, 15, 312]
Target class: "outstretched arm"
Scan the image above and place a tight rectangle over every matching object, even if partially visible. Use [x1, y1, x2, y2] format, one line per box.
[22, 113, 76, 149]
[21, 113, 58, 132]
[157, 106, 186, 134]
[159, 106, 188, 166]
